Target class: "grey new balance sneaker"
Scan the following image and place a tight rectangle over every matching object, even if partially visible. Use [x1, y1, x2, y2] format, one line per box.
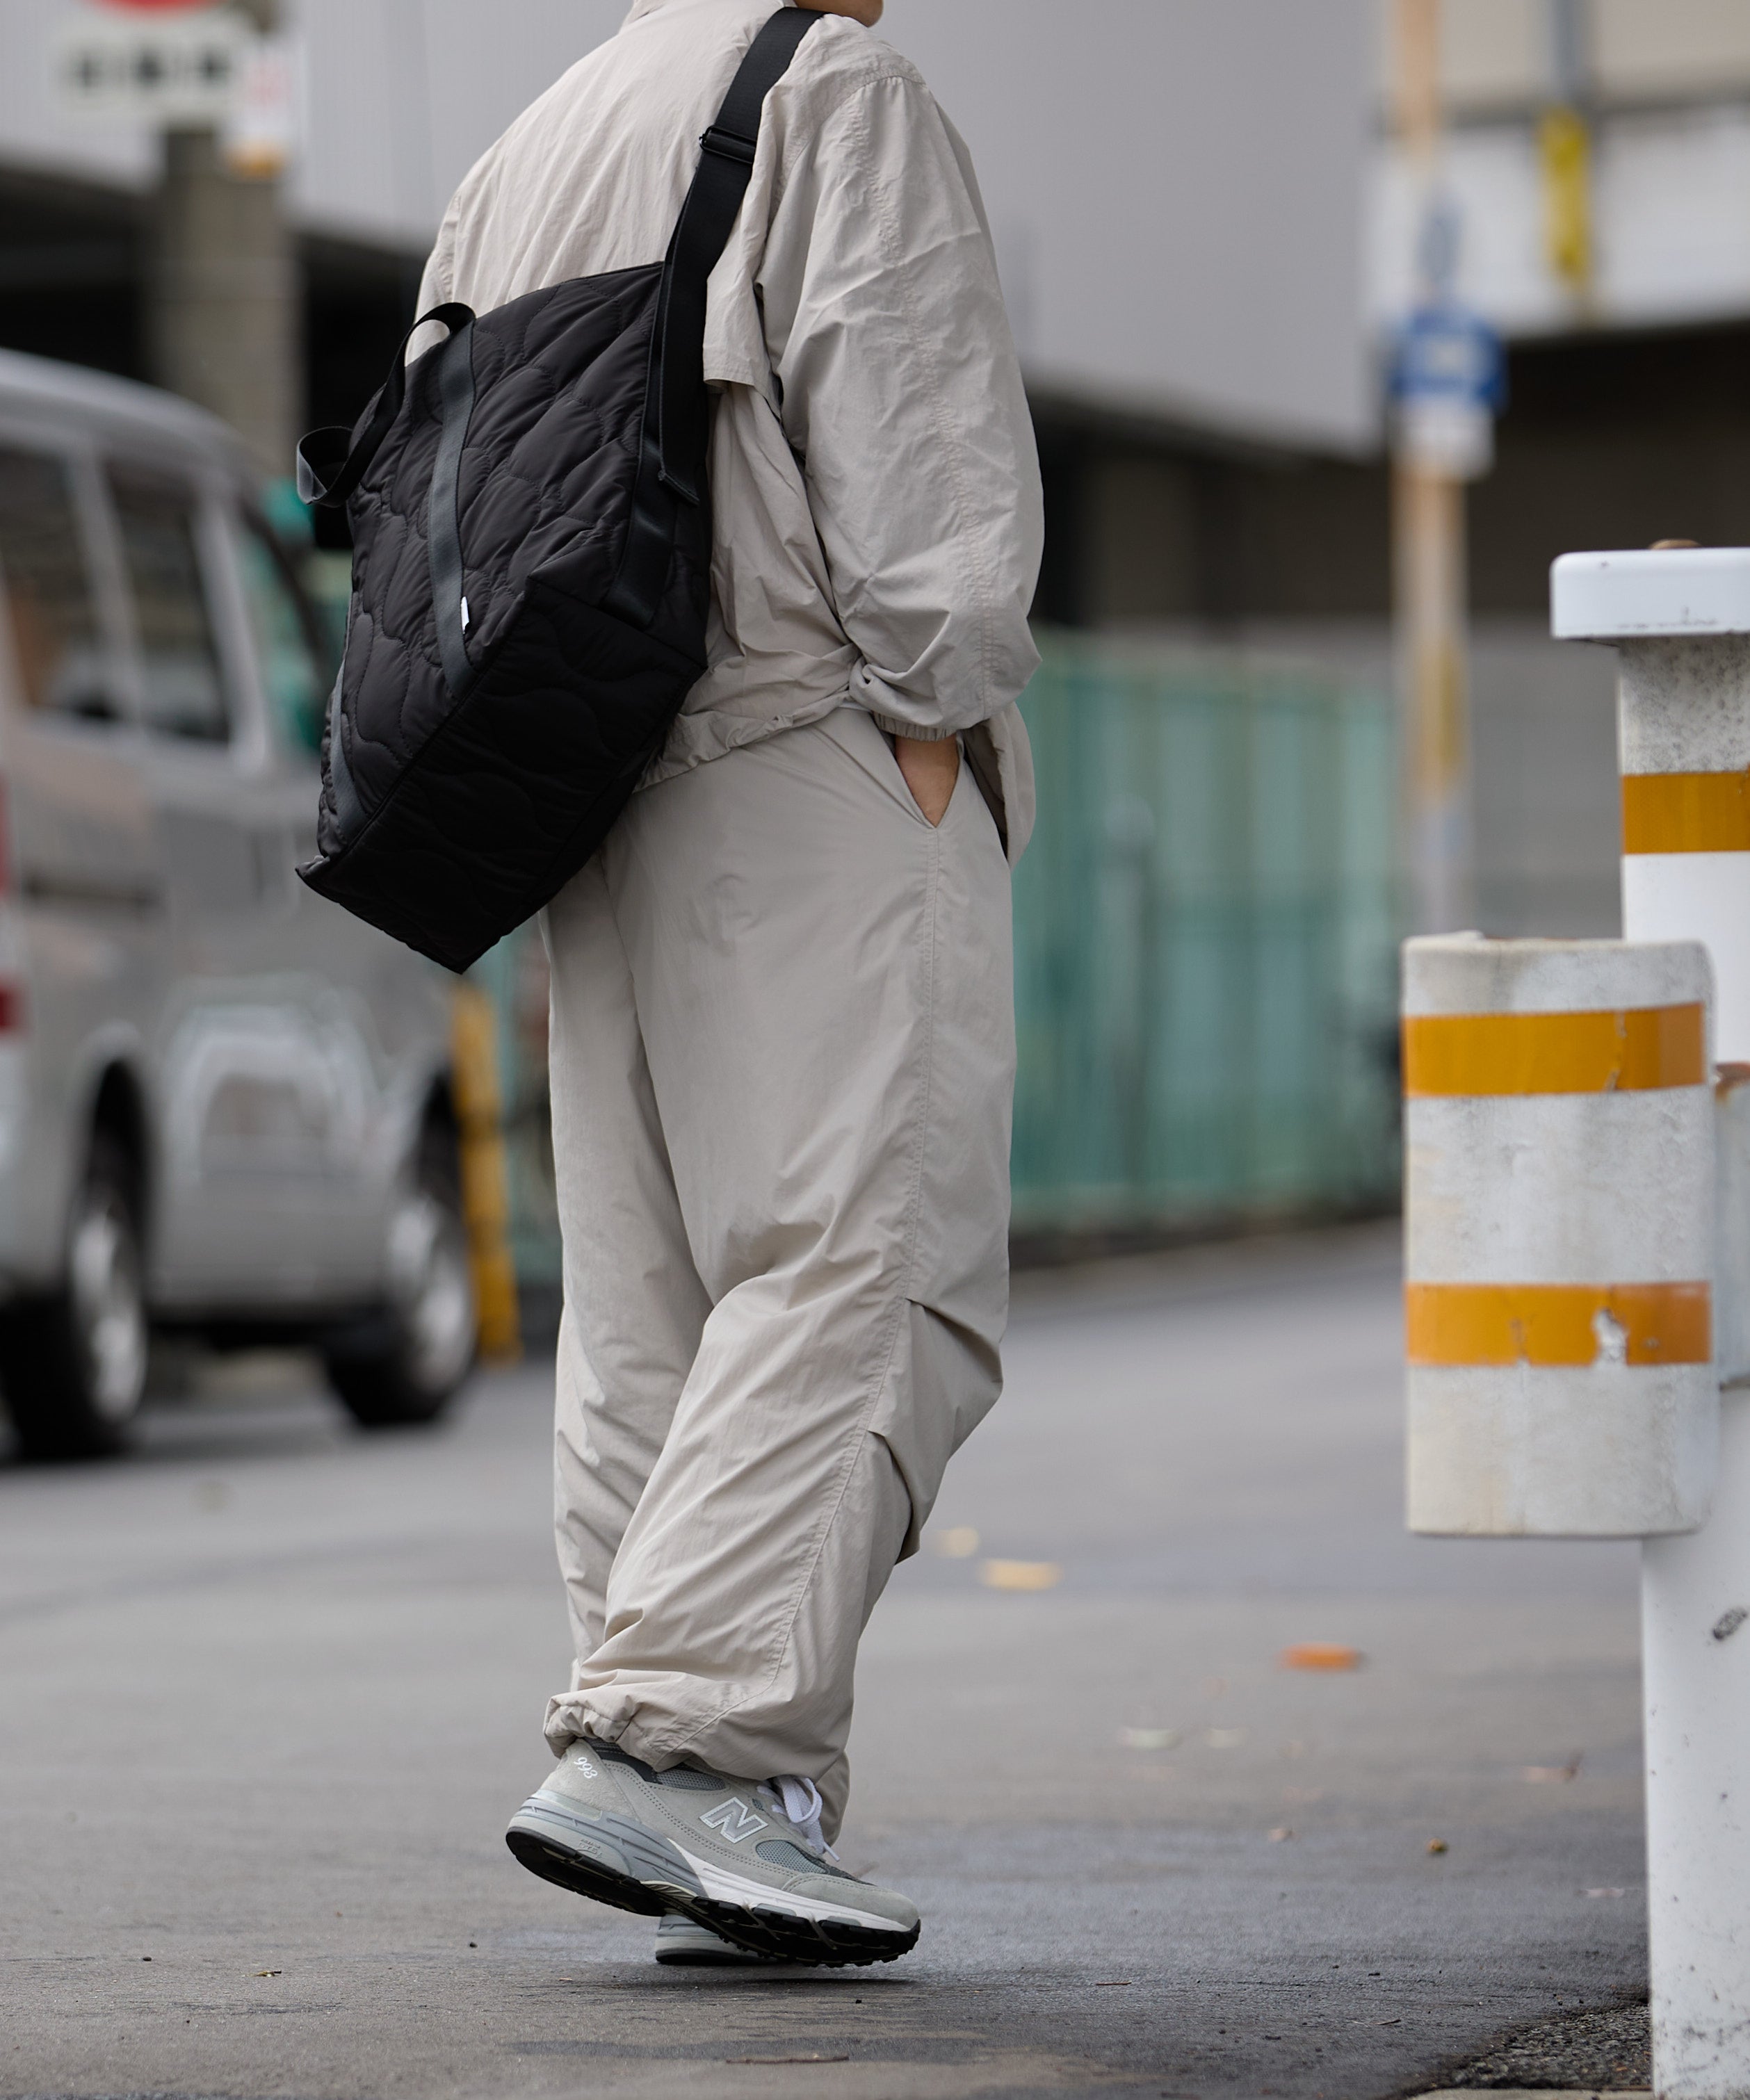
[654, 1912, 777, 1966]
[505, 1739, 919, 1966]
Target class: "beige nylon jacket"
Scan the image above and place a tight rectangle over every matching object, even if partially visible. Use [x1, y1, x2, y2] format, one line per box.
[414, 0, 1043, 859]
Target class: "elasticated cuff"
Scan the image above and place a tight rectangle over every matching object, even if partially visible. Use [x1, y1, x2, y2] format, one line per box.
[868, 714, 964, 743]
[544, 1689, 638, 1758]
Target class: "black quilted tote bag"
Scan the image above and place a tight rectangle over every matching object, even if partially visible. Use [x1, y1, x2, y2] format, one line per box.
[294, 8, 817, 972]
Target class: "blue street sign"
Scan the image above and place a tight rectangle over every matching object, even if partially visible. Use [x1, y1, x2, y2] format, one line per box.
[1392, 302, 1506, 414]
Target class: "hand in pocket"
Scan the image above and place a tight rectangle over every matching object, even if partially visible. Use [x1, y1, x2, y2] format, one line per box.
[893, 734, 959, 827]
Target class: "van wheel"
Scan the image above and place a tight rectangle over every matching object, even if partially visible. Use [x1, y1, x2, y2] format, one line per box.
[324, 1142, 476, 1428]
[0, 1133, 148, 1461]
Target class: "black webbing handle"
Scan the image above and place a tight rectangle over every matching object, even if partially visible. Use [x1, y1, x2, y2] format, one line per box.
[429, 316, 479, 697]
[296, 302, 477, 508]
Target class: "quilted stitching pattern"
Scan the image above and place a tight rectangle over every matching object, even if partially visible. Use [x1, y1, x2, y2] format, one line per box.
[305, 263, 714, 971]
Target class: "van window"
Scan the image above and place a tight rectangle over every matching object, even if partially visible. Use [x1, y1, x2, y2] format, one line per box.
[108, 468, 229, 744]
[0, 446, 113, 722]
[236, 520, 329, 758]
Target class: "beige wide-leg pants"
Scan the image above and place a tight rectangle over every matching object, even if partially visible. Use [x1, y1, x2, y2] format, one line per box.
[538, 706, 1014, 1840]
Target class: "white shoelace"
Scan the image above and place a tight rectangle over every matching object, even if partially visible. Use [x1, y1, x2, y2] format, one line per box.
[758, 1774, 838, 1862]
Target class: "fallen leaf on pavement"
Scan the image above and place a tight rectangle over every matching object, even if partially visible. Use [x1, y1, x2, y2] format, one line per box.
[1426, 1839, 1448, 1855]
[1280, 1643, 1362, 1671]
[252, 1970, 282, 1978]
[1523, 1753, 1583, 1782]
[978, 1558, 1062, 1592]
[1268, 1827, 1295, 1842]
[1119, 1727, 1182, 1751]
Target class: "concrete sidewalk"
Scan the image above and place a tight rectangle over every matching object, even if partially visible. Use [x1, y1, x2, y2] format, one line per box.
[0, 1223, 1648, 2098]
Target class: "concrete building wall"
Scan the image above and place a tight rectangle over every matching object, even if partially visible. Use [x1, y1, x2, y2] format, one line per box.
[1, 0, 1375, 453]
[884, 0, 1375, 453]
[295, 0, 622, 247]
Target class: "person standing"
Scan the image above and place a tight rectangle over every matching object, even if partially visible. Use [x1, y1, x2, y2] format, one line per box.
[417, 0, 1042, 1965]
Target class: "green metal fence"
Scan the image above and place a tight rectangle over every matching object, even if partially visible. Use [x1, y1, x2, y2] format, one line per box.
[455, 635, 1402, 1287]
[1010, 635, 1401, 1236]
[466, 927, 564, 1303]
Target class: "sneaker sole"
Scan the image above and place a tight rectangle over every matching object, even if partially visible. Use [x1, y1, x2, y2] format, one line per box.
[506, 1799, 694, 1918]
[686, 1895, 918, 1968]
[654, 1932, 775, 1968]
[506, 1800, 918, 1968]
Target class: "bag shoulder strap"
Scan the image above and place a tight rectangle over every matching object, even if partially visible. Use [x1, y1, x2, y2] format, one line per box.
[649, 6, 819, 506]
[296, 4, 818, 662]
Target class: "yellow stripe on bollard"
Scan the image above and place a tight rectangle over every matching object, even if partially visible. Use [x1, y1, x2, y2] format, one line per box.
[451, 984, 522, 1365]
[1405, 1281, 1712, 1367]
[1623, 770, 1750, 854]
[1402, 1004, 1706, 1097]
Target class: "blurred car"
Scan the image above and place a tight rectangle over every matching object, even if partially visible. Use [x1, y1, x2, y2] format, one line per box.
[0, 350, 477, 1460]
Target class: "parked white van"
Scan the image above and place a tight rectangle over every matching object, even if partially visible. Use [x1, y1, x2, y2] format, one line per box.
[0, 350, 476, 1460]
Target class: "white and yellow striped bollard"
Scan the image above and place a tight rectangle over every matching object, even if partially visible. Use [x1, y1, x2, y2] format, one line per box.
[1554, 546, 1750, 2100]
[1555, 549, 1750, 1064]
[1404, 934, 1716, 1538]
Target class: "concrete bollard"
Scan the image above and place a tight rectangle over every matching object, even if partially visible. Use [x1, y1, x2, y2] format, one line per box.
[1553, 546, 1750, 2100]
[1404, 933, 1717, 1538]
[1555, 551, 1750, 1064]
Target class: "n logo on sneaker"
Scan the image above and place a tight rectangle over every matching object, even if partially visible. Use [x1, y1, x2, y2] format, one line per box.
[699, 1798, 769, 1843]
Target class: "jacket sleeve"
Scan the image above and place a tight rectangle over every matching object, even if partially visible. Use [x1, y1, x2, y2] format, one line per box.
[756, 67, 1043, 740]
[407, 198, 462, 361]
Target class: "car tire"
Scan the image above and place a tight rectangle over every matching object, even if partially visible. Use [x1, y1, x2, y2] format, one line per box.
[0, 1132, 149, 1461]
[323, 1135, 477, 1429]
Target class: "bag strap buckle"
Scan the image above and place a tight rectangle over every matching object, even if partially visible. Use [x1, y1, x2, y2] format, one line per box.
[699, 124, 756, 166]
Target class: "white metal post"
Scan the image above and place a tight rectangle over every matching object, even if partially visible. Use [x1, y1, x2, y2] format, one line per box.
[1553, 548, 1750, 2100]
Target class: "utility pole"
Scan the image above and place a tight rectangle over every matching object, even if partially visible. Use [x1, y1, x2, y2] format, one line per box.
[1390, 0, 1475, 936]
[1541, 0, 1595, 311]
[147, 0, 298, 486]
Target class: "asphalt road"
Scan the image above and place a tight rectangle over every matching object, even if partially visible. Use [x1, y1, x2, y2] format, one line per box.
[1, 1223, 1648, 2099]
